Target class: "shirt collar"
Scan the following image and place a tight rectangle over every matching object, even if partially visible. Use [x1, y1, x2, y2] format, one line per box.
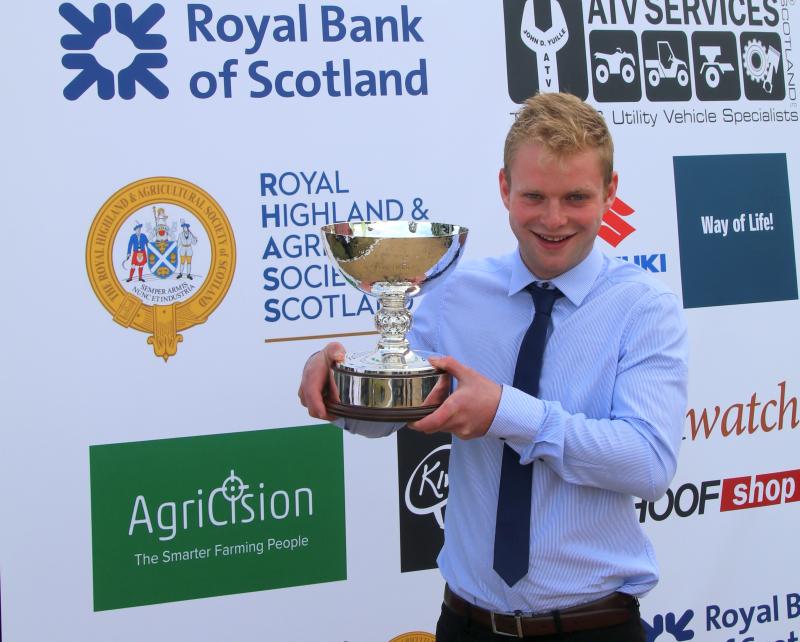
[508, 245, 605, 307]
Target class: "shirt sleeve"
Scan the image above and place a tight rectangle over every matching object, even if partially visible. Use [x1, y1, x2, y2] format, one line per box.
[488, 290, 689, 502]
[336, 284, 443, 438]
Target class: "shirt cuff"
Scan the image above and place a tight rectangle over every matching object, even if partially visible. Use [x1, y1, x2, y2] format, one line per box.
[487, 384, 546, 448]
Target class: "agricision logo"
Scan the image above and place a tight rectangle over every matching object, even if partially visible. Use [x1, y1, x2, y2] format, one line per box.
[60, 3, 168, 100]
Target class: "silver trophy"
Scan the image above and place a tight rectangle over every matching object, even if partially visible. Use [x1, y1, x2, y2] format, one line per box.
[321, 221, 469, 421]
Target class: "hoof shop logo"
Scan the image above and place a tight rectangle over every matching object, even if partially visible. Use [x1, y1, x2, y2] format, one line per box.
[60, 3, 168, 100]
[85, 177, 236, 360]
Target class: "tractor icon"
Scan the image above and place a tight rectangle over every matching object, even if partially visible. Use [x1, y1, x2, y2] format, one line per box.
[698, 46, 734, 88]
[644, 40, 690, 87]
[593, 48, 636, 84]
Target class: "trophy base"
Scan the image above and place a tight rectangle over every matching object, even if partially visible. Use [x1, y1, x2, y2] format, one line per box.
[325, 354, 446, 422]
[325, 400, 440, 422]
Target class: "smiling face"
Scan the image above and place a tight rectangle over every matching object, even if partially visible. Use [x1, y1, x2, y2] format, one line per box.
[500, 142, 618, 280]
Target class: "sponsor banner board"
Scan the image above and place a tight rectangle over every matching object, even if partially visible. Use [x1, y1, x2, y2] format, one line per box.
[643, 591, 800, 641]
[397, 430, 451, 573]
[674, 153, 798, 308]
[90, 424, 345, 610]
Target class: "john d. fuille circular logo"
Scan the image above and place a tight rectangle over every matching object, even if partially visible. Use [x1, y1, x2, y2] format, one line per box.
[389, 634, 435, 642]
[86, 177, 235, 360]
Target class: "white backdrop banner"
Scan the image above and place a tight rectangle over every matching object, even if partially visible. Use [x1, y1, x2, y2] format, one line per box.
[2, 1, 799, 641]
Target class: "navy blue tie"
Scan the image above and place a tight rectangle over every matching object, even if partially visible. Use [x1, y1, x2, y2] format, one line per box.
[493, 283, 562, 586]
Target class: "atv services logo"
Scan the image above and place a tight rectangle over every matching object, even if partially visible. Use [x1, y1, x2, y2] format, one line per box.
[86, 177, 236, 360]
[502, 0, 797, 123]
[90, 424, 346, 610]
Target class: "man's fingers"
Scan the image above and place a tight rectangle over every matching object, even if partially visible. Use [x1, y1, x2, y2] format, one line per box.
[409, 400, 454, 433]
[325, 368, 341, 405]
[298, 343, 346, 422]
[323, 342, 347, 365]
[422, 373, 451, 406]
[428, 355, 472, 380]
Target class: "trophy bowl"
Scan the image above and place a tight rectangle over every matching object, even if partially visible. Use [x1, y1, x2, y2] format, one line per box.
[321, 221, 469, 421]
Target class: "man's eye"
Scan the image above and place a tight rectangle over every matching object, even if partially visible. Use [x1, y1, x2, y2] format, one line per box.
[567, 193, 588, 201]
[524, 193, 544, 201]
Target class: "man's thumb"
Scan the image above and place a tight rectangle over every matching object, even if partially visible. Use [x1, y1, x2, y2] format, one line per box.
[428, 355, 467, 378]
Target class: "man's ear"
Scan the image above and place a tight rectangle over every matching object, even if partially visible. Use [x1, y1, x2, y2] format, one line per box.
[604, 171, 619, 210]
[499, 167, 511, 210]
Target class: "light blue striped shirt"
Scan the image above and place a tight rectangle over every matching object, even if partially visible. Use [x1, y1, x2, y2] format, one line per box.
[343, 245, 689, 614]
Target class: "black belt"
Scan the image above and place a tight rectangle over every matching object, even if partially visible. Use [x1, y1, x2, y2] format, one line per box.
[443, 585, 638, 638]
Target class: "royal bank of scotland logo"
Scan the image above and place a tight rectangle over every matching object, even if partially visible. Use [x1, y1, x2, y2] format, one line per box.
[86, 177, 236, 360]
[60, 3, 168, 100]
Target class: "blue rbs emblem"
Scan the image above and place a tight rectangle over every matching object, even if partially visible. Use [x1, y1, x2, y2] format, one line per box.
[59, 3, 168, 100]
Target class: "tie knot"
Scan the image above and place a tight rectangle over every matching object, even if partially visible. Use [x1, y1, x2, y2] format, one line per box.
[525, 282, 562, 316]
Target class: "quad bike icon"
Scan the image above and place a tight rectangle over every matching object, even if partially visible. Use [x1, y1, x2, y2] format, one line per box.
[698, 45, 734, 88]
[644, 40, 690, 87]
[742, 38, 781, 93]
[593, 48, 636, 84]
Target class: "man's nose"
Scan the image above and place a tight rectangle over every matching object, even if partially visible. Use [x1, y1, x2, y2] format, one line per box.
[539, 202, 567, 228]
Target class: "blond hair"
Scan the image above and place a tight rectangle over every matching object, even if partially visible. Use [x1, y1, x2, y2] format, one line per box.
[503, 93, 614, 185]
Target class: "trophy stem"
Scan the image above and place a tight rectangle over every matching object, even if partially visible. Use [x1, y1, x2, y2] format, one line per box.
[375, 288, 413, 365]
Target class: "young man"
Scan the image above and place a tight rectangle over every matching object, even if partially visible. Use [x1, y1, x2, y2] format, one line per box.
[299, 93, 688, 641]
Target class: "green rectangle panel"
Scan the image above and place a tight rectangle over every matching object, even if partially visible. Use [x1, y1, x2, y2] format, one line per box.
[90, 424, 346, 610]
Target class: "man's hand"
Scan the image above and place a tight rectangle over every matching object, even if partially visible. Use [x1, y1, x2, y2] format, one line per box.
[298, 342, 346, 421]
[410, 356, 502, 439]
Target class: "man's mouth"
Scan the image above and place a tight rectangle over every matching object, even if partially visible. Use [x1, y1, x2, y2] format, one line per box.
[534, 232, 572, 243]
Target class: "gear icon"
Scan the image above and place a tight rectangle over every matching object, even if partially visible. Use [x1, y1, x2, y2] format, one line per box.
[742, 38, 768, 83]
